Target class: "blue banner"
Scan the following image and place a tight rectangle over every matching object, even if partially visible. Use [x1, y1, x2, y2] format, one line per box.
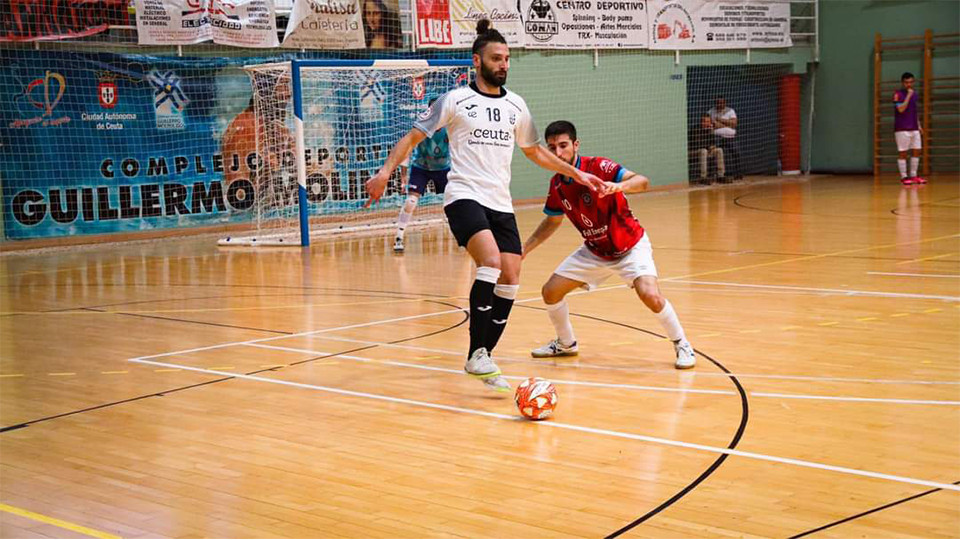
[1, 50, 470, 240]
[1, 50, 266, 239]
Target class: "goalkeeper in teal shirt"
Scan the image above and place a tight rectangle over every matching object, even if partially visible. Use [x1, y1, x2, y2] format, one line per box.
[394, 98, 450, 253]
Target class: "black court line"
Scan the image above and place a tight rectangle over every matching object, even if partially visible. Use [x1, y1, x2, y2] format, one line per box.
[73, 290, 428, 336]
[1, 288, 435, 318]
[790, 480, 960, 538]
[0, 298, 468, 433]
[514, 305, 750, 538]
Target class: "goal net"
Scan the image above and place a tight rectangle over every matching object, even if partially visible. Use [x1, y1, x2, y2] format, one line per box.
[219, 59, 472, 246]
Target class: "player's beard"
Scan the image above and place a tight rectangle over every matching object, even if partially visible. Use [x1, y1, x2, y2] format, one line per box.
[479, 60, 507, 88]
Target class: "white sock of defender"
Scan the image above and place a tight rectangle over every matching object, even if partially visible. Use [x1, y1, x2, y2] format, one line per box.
[546, 300, 576, 346]
[898, 159, 908, 178]
[910, 157, 919, 178]
[654, 299, 686, 342]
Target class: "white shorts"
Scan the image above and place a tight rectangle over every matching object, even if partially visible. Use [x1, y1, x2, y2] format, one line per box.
[553, 234, 657, 290]
[895, 130, 922, 152]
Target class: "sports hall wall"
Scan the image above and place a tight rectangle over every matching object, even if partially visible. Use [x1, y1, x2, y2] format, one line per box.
[0, 11, 815, 244]
[812, 0, 959, 173]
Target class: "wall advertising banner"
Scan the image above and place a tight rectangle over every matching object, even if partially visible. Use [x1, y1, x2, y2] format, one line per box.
[0, 50, 471, 240]
[417, 0, 522, 49]
[135, 0, 279, 47]
[519, 0, 648, 49]
[647, 0, 791, 50]
[1, 0, 130, 42]
[281, 0, 367, 49]
[0, 51, 259, 239]
[415, 0, 453, 46]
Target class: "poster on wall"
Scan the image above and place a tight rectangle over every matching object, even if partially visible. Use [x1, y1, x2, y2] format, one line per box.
[0, 51, 260, 240]
[647, 0, 792, 50]
[415, 0, 453, 46]
[281, 0, 367, 49]
[416, 0, 522, 49]
[1, 0, 130, 42]
[518, 0, 648, 49]
[0, 50, 471, 240]
[135, 0, 279, 47]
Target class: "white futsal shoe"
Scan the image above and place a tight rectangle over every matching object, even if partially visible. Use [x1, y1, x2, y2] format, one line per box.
[531, 338, 579, 358]
[674, 339, 696, 369]
[393, 236, 404, 253]
[464, 347, 510, 393]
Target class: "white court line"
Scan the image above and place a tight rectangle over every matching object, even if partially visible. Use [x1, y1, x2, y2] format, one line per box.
[134, 307, 466, 361]
[127, 357, 960, 493]
[246, 342, 960, 406]
[244, 343, 735, 396]
[867, 272, 960, 279]
[749, 392, 960, 405]
[131, 284, 960, 389]
[314, 335, 960, 386]
[669, 280, 960, 301]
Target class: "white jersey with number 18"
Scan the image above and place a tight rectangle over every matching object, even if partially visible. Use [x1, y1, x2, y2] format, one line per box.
[413, 82, 539, 214]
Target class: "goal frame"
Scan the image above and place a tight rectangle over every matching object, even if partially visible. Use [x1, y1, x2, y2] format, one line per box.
[220, 58, 473, 247]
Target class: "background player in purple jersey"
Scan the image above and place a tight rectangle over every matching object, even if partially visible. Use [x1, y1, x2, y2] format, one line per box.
[522, 121, 696, 369]
[893, 72, 927, 185]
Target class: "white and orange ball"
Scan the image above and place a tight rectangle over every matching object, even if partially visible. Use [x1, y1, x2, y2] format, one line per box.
[515, 377, 558, 420]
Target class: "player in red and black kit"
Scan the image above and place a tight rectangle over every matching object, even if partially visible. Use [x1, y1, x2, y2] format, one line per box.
[522, 120, 696, 369]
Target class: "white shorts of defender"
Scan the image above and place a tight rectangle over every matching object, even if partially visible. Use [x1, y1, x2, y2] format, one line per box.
[895, 130, 922, 152]
[554, 234, 658, 290]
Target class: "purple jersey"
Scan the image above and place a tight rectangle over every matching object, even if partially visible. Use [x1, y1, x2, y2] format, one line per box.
[893, 89, 919, 132]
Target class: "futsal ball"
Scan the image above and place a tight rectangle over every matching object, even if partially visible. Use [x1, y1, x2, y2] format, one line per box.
[515, 377, 558, 420]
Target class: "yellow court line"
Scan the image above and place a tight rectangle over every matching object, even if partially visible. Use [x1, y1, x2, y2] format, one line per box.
[923, 308, 943, 313]
[857, 317, 879, 322]
[0, 502, 119, 539]
[100, 371, 129, 375]
[0, 374, 24, 378]
[895, 252, 958, 265]
[153, 368, 181, 373]
[415, 355, 442, 360]
[817, 321, 840, 327]
[890, 313, 910, 318]
[780, 325, 802, 331]
[47, 372, 76, 377]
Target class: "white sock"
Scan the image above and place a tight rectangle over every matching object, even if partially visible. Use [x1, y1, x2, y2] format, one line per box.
[475, 266, 501, 284]
[546, 300, 576, 345]
[909, 157, 919, 178]
[494, 284, 519, 300]
[396, 211, 411, 240]
[396, 196, 417, 239]
[898, 159, 908, 178]
[654, 299, 686, 342]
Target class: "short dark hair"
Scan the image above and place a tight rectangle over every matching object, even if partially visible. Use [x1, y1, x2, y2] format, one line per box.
[902, 72, 915, 81]
[472, 19, 507, 56]
[545, 120, 577, 142]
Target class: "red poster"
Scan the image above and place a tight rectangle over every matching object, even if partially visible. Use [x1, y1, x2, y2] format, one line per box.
[1, 0, 130, 42]
[415, 0, 452, 46]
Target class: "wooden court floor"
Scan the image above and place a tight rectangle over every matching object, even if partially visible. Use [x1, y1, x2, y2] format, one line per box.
[1, 174, 958, 539]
